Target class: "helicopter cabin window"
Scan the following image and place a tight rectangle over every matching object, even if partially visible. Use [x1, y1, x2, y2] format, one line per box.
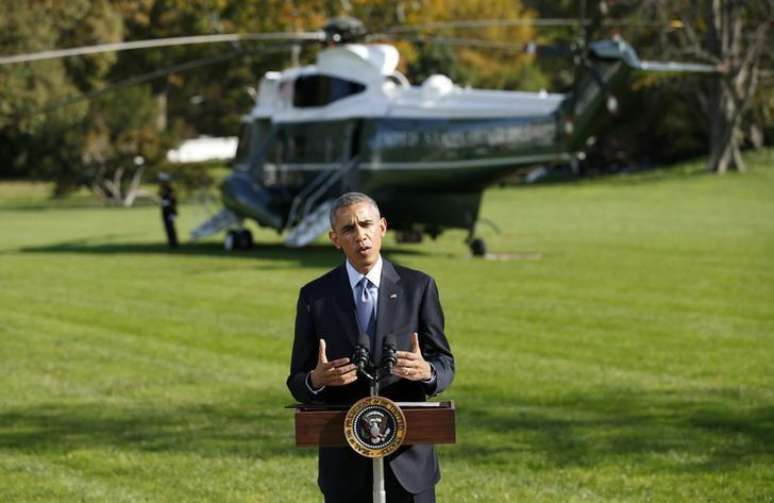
[292, 75, 365, 108]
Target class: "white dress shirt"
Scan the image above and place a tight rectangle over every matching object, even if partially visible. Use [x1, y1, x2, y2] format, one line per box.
[345, 256, 382, 312]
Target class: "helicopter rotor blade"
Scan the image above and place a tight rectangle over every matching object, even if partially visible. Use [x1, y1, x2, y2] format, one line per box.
[382, 18, 585, 34]
[19, 45, 294, 117]
[377, 34, 528, 53]
[525, 42, 574, 58]
[636, 60, 722, 74]
[382, 18, 689, 35]
[372, 33, 575, 59]
[0, 31, 325, 66]
[1, 16, 699, 67]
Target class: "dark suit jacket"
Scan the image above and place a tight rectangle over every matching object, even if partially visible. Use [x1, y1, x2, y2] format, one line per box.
[287, 258, 454, 499]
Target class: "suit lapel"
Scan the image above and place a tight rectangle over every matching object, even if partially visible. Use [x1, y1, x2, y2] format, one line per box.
[374, 259, 403, 363]
[333, 265, 360, 349]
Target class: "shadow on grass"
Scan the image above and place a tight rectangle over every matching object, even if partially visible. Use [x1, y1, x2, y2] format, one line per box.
[447, 388, 774, 473]
[1, 388, 771, 473]
[0, 201, 109, 212]
[19, 240, 431, 269]
[0, 396, 309, 460]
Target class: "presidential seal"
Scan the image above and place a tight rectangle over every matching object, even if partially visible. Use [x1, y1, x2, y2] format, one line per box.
[344, 396, 407, 458]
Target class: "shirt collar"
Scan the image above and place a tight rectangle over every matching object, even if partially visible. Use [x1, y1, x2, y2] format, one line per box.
[345, 256, 382, 290]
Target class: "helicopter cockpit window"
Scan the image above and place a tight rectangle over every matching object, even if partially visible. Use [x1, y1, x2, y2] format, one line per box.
[234, 119, 272, 166]
[293, 75, 365, 108]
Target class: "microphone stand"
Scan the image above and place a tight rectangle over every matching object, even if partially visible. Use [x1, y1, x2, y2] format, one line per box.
[351, 336, 398, 503]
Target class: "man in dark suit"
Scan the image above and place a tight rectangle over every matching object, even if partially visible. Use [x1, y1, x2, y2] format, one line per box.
[287, 192, 454, 503]
[158, 173, 178, 248]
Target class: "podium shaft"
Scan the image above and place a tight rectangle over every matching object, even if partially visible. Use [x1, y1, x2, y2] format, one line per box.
[373, 457, 386, 503]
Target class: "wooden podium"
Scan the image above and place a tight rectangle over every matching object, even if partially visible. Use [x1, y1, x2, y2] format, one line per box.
[293, 401, 456, 448]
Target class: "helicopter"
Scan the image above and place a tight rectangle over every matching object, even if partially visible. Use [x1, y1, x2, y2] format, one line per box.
[188, 16, 717, 255]
[1, 12, 717, 256]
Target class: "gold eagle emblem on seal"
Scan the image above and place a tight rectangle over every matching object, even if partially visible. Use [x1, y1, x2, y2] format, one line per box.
[344, 396, 407, 458]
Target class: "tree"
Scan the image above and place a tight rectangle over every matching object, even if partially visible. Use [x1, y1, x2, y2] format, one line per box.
[0, 0, 124, 192]
[640, 0, 774, 173]
[82, 85, 172, 206]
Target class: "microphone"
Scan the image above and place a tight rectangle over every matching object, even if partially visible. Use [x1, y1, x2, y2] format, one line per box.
[352, 331, 372, 376]
[352, 344, 370, 374]
[381, 333, 397, 376]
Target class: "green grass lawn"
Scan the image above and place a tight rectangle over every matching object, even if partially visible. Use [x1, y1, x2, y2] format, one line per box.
[1, 151, 773, 502]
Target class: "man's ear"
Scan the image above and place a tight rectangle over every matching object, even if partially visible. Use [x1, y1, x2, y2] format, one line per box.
[329, 229, 341, 249]
[379, 217, 387, 236]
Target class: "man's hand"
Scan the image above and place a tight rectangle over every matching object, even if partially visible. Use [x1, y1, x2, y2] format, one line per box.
[309, 339, 358, 389]
[392, 332, 432, 381]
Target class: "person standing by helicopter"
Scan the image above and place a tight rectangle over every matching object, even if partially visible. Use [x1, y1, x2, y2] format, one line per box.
[158, 173, 178, 248]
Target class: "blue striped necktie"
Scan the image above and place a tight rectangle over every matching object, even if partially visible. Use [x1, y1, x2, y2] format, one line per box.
[355, 277, 376, 340]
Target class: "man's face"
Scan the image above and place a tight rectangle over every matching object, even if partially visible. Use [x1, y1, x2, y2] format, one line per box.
[329, 201, 387, 274]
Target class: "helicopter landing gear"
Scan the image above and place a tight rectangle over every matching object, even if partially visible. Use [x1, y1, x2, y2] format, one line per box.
[224, 229, 253, 251]
[469, 237, 487, 257]
[466, 226, 487, 257]
[467, 219, 499, 257]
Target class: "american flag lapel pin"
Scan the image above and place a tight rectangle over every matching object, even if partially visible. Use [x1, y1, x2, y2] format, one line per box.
[389, 293, 398, 300]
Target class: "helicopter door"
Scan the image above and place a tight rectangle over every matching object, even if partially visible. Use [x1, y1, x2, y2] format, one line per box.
[258, 123, 300, 189]
[349, 119, 362, 159]
[234, 118, 274, 182]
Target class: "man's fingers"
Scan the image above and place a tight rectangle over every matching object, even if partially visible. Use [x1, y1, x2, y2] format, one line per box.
[318, 339, 328, 364]
[393, 337, 430, 381]
[318, 358, 351, 372]
[328, 363, 357, 375]
[411, 332, 420, 353]
[320, 366, 358, 386]
[391, 365, 422, 380]
[327, 357, 351, 368]
[395, 350, 419, 361]
[335, 370, 358, 385]
[313, 346, 358, 387]
[395, 359, 416, 370]
[320, 362, 356, 377]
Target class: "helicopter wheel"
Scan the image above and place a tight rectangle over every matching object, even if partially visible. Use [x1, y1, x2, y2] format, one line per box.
[224, 230, 237, 251]
[224, 229, 253, 251]
[469, 238, 487, 257]
[238, 229, 254, 250]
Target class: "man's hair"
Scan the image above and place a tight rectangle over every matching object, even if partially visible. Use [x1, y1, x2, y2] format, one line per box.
[329, 192, 380, 229]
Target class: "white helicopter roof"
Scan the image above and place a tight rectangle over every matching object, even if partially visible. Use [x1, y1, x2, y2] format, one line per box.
[317, 44, 400, 78]
[250, 43, 564, 122]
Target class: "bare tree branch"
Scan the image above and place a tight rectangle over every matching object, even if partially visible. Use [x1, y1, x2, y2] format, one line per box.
[677, 9, 721, 64]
